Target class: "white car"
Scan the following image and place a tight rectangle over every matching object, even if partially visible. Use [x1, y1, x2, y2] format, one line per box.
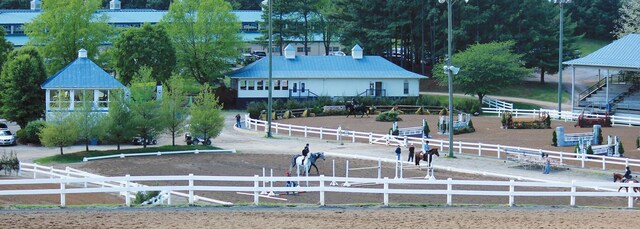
[0, 129, 16, 146]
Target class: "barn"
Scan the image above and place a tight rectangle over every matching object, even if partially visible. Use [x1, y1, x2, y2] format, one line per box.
[228, 44, 425, 106]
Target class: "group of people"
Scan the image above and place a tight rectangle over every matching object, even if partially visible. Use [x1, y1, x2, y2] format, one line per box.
[395, 143, 430, 166]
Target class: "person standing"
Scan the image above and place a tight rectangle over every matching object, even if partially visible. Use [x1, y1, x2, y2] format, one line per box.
[408, 143, 415, 162]
[235, 114, 241, 128]
[543, 154, 551, 174]
[395, 145, 401, 161]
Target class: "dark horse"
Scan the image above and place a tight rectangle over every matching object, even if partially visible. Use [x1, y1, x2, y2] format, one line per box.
[345, 103, 372, 118]
[613, 173, 640, 193]
[415, 148, 440, 167]
[290, 152, 326, 175]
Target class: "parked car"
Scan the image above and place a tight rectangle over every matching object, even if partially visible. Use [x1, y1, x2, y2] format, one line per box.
[184, 133, 211, 145]
[0, 123, 7, 129]
[251, 51, 266, 59]
[329, 51, 346, 56]
[132, 137, 157, 145]
[0, 129, 16, 146]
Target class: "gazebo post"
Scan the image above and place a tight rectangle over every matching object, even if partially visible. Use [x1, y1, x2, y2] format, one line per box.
[571, 66, 575, 112]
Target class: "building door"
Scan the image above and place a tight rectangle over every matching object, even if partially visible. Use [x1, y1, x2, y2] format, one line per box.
[375, 81, 383, 97]
[291, 81, 306, 97]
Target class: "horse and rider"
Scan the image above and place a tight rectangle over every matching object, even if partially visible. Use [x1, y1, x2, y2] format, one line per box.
[345, 99, 374, 118]
[613, 166, 639, 193]
[290, 143, 326, 175]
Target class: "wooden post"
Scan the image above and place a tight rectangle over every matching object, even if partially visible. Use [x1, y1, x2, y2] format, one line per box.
[254, 175, 260, 206]
[125, 174, 131, 207]
[570, 180, 576, 206]
[60, 180, 66, 207]
[509, 180, 514, 207]
[446, 178, 453, 206]
[188, 174, 194, 205]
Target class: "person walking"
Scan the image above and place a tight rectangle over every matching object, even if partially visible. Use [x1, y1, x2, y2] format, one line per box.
[235, 114, 241, 128]
[408, 143, 415, 162]
[395, 145, 401, 161]
[543, 154, 551, 174]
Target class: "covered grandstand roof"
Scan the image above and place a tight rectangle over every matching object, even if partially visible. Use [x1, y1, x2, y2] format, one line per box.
[563, 34, 640, 71]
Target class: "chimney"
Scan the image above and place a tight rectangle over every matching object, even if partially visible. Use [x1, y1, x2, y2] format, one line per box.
[30, 0, 41, 11]
[284, 44, 296, 60]
[78, 49, 88, 58]
[351, 44, 363, 60]
[110, 0, 122, 10]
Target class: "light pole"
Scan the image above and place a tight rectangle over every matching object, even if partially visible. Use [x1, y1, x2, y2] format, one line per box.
[439, 0, 467, 158]
[267, 0, 273, 138]
[550, 0, 571, 113]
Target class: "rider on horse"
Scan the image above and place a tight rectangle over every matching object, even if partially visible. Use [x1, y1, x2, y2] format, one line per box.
[623, 166, 632, 183]
[301, 143, 310, 165]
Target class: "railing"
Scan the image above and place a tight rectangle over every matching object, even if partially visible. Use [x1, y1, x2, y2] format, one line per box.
[482, 96, 513, 110]
[82, 149, 236, 162]
[244, 115, 640, 172]
[481, 107, 640, 126]
[2, 174, 639, 208]
[288, 89, 318, 98]
[579, 77, 608, 101]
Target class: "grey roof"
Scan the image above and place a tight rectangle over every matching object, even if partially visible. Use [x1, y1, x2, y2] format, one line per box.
[41, 56, 125, 89]
[0, 9, 261, 24]
[564, 34, 640, 70]
[228, 56, 425, 79]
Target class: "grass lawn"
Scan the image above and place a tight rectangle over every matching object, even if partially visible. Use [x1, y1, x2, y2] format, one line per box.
[34, 145, 220, 164]
[576, 38, 610, 57]
[491, 81, 570, 103]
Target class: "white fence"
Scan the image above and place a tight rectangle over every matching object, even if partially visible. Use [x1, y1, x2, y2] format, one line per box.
[3, 172, 640, 208]
[481, 107, 640, 126]
[83, 149, 236, 162]
[482, 96, 513, 110]
[244, 115, 640, 172]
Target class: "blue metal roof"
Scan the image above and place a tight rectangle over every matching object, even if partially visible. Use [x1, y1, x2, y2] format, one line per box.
[41, 55, 125, 89]
[0, 9, 261, 25]
[564, 34, 640, 70]
[228, 56, 425, 79]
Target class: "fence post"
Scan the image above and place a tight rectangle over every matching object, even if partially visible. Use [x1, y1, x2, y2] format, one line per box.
[602, 157, 606, 170]
[560, 152, 564, 164]
[458, 142, 462, 154]
[33, 163, 37, 179]
[570, 180, 576, 207]
[60, 179, 66, 207]
[508, 180, 515, 207]
[625, 158, 629, 167]
[478, 144, 482, 157]
[50, 167, 54, 179]
[304, 126, 308, 138]
[336, 127, 340, 141]
[352, 131, 356, 143]
[167, 192, 172, 205]
[125, 174, 131, 207]
[275, 123, 279, 135]
[497, 145, 501, 159]
[581, 154, 585, 168]
[403, 136, 408, 146]
[368, 133, 372, 144]
[440, 141, 444, 152]
[255, 121, 258, 131]
[446, 178, 453, 206]
[628, 185, 634, 208]
[319, 175, 325, 206]
[188, 174, 194, 205]
[320, 128, 323, 139]
[383, 177, 389, 207]
[254, 175, 260, 206]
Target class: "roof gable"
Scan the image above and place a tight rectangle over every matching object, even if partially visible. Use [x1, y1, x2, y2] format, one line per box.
[41, 57, 124, 89]
[564, 34, 640, 70]
[228, 56, 425, 79]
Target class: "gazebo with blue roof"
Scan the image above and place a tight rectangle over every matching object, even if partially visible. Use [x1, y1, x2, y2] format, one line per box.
[41, 49, 125, 120]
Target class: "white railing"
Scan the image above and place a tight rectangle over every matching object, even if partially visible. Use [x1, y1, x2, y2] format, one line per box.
[2, 174, 639, 208]
[482, 96, 513, 110]
[244, 115, 640, 172]
[18, 162, 232, 206]
[83, 149, 236, 162]
[482, 107, 640, 126]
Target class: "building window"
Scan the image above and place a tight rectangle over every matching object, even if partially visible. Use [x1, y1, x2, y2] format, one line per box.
[296, 47, 311, 53]
[96, 90, 109, 108]
[248, 80, 255, 90]
[257, 80, 264, 90]
[274, 80, 280, 90]
[240, 80, 247, 90]
[74, 90, 94, 109]
[281, 80, 288, 90]
[330, 46, 340, 52]
[403, 80, 409, 94]
[49, 90, 59, 110]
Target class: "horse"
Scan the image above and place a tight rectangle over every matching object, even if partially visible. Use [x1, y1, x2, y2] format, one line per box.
[415, 148, 440, 167]
[613, 173, 640, 193]
[290, 152, 326, 175]
[345, 103, 371, 118]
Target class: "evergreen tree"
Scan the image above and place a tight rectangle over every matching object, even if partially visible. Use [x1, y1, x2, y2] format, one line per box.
[129, 67, 163, 148]
[615, 0, 640, 38]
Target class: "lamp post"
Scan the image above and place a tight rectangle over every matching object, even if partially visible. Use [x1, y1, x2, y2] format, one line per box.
[550, 0, 571, 113]
[267, 0, 273, 138]
[439, 0, 467, 158]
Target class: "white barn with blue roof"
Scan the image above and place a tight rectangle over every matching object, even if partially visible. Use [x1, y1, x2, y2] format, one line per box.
[228, 44, 425, 104]
[41, 49, 125, 120]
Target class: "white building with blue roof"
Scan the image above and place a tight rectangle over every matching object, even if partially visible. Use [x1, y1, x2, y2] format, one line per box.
[229, 44, 425, 104]
[41, 49, 125, 120]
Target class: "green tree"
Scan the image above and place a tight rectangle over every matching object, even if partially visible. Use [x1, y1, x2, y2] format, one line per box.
[316, 0, 339, 55]
[71, 93, 105, 152]
[567, 0, 621, 40]
[615, 0, 640, 38]
[113, 23, 176, 85]
[129, 67, 163, 148]
[160, 75, 189, 146]
[0, 47, 47, 128]
[24, 0, 112, 73]
[103, 89, 134, 150]
[40, 114, 80, 155]
[0, 0, 29, 9]
[0, 28, 14, 74]
[433, 41, 530, 104]
[162, 0, 243, 86]
[189, 84, 224, 143]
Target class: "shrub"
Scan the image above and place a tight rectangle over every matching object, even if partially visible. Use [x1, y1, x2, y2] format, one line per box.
[0, 151, 19, 175]
[246, 101, 267, 119]
[619, 142, 625, 157]
[597, 129, 603, 145]
[16, 129, 28, 145]
[423, 120, 430, 136]
[439, 108, 448, 116]
[21, 120, 47, 145]
[376, 111, 402, 122]
[134, 190, 161, 205]
[552, 131, 557, 146]
[586, 145, 594, 155]
[574, 143, 580, 154]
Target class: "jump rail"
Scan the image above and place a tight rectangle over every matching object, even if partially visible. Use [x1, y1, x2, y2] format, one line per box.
[243, 115, 640, 172]
[2, 174, 639, 208]
[83, 149, 236, 162]
[481, 107, 640, 126]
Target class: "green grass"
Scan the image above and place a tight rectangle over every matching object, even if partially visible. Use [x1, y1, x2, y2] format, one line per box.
[576, 38, 610, 57]
[509, 101, 542, 110]
[34, 145, 220, 164]
[491, 81, 570, 103]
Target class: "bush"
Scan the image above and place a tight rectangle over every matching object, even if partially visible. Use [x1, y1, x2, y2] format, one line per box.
[552, 131, 557, 146]
[0, 151, 19, 175]
[586, 145, 594, 155]
[619, 142, 625, 157]
[376, 111, 402, 122]
[20, 120, 47, 145]
[16, 129, 28, 145]
[597, 129, 603, 145]
[636, 136, 639, 149]
[246, 101, 267, 119]
[134, 190, 161, 205]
